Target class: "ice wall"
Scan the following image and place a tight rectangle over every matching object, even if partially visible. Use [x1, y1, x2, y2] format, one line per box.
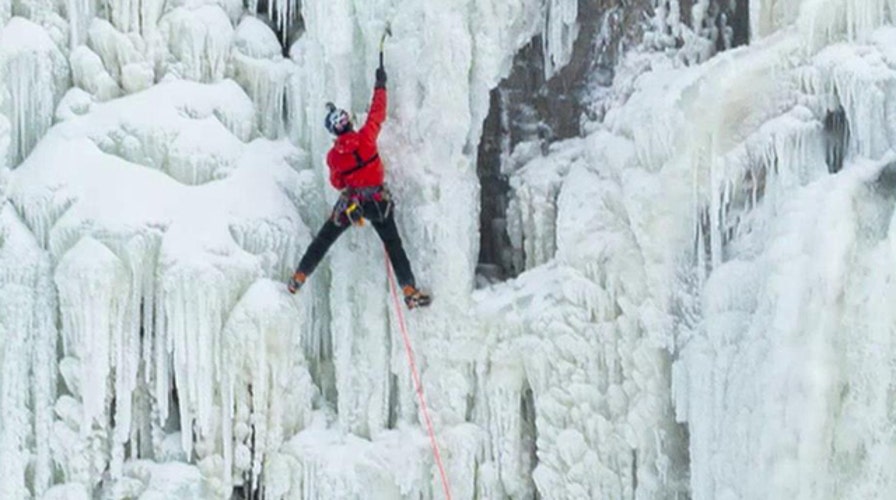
[5, 77, 317, 496]
[284, 2, 583, 496]
[669, 23, 896, 497]
[9, 0, 896, 498]
[502, 1, 896, 499]
[0, 0, 681, 498]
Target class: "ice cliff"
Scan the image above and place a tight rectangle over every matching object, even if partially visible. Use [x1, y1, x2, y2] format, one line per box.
[1, 0, 895, 499]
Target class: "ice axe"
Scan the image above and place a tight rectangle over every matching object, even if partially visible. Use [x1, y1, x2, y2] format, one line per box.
[378, 22, 392, 69]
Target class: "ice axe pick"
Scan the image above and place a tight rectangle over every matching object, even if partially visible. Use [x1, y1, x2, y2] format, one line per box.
[379, 22, 392, 69]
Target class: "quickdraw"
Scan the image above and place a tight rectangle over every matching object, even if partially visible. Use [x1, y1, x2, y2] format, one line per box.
[344, 200, 365, 226]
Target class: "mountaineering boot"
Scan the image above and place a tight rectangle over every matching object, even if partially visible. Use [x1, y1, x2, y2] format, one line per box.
[402, 285, 432, 309]
[287, 271, 307, 294]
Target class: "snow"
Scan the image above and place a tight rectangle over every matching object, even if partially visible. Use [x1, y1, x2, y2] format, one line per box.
[3, 0, 896, 499]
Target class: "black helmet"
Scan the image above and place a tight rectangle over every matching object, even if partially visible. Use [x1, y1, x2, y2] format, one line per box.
[324, 102, 351, 135]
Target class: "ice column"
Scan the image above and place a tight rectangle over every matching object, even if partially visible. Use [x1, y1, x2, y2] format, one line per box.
[55, 237, 134, 479]
[70, 46, 123, 101]
[483, 350, 536, 498]
[796, 0, 896, 51]
[506, 145, 578, 272]
[219, 280, 314, 492]
[246, 0, 300, 43]
[479, 265, 688, 499]
[0, 0, 9, 27]
[328, 239, 393, 438]
[809, 38, 895, 162]
[100, 0, 166, 34]
[0, 17, 69, 167]
[751, 0, 801, 39]
[155, 238, 261, 461]
[65, 0, 94, 49]
[159, 5, 233, 83]
[0, 205, 57, 498]
[543, 0, 578, 79]
[232, 16, 292, 139]
[87, 19, 154, 95]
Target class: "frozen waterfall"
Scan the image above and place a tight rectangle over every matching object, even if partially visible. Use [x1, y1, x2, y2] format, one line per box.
[2, 0, 896, 499]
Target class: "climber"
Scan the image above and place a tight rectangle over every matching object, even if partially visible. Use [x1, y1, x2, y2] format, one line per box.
[286, 64, 432, 309]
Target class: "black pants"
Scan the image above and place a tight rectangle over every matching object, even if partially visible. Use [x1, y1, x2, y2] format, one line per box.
[295, 202, 416, 288]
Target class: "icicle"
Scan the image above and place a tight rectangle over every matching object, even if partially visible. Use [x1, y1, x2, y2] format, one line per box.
[542, 0, 579, 79]
[65, 0, 93, 50]
[55, 237, 130, 480]
[0, 18, 68, 167]
[485, 362, 532, 497]
[232, 17, 292, 139]
[0, 125, 8, 176]
[246, 0, 300, 44]
[220, 279, 313, 492]
[797, 0, 894, 52]
[0, 0, 9, 28]
[101, 0, 166, 34]
[0, 204, 56, 497]
[70, 46, 122, 101]
[159, 6, 233, 84]
[752, 0, 801, 40]
[87, 18, 151, 94]
[157, 249, 258, 461]
[103, 233, 161, 475]
[31, 251, 57, 496]
[329, 245, 392, 437]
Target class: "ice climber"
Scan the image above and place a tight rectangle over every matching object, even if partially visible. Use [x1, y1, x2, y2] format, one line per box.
[287, 64, 432, 309]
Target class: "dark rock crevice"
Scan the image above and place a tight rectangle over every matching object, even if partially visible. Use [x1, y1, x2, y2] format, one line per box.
[825, 106, 849, 174]
[476, 0, 654, 284]
[476, 1, 752, 285]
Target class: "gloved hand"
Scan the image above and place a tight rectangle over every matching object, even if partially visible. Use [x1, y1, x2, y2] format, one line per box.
[287, 271, 306, 294]
[375, 67, 387, 88]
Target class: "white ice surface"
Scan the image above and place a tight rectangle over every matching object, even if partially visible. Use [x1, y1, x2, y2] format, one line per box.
[3, 0, 896, 499]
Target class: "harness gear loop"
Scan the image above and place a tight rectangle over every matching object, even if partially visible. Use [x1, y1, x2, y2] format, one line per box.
[332, 186, 392, 227]
[345, 201, 365, 226]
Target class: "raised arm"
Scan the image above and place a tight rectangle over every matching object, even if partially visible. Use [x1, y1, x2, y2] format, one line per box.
[359, 69, 388, 141]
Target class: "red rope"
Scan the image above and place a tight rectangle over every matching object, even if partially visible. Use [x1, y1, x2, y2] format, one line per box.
[384, 251, 453, 500]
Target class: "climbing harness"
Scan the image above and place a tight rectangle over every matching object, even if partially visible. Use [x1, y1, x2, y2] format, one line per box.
[333, 186, 393, 227]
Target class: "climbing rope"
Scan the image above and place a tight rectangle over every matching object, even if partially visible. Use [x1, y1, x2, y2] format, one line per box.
[384, 250, 452, 500]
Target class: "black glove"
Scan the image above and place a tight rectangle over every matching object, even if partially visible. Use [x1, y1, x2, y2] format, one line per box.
[375, 67, 387, 88]
[287, 271, 306, 294]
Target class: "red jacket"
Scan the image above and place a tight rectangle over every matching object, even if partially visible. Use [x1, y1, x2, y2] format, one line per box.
[327, 88, 387, 190]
